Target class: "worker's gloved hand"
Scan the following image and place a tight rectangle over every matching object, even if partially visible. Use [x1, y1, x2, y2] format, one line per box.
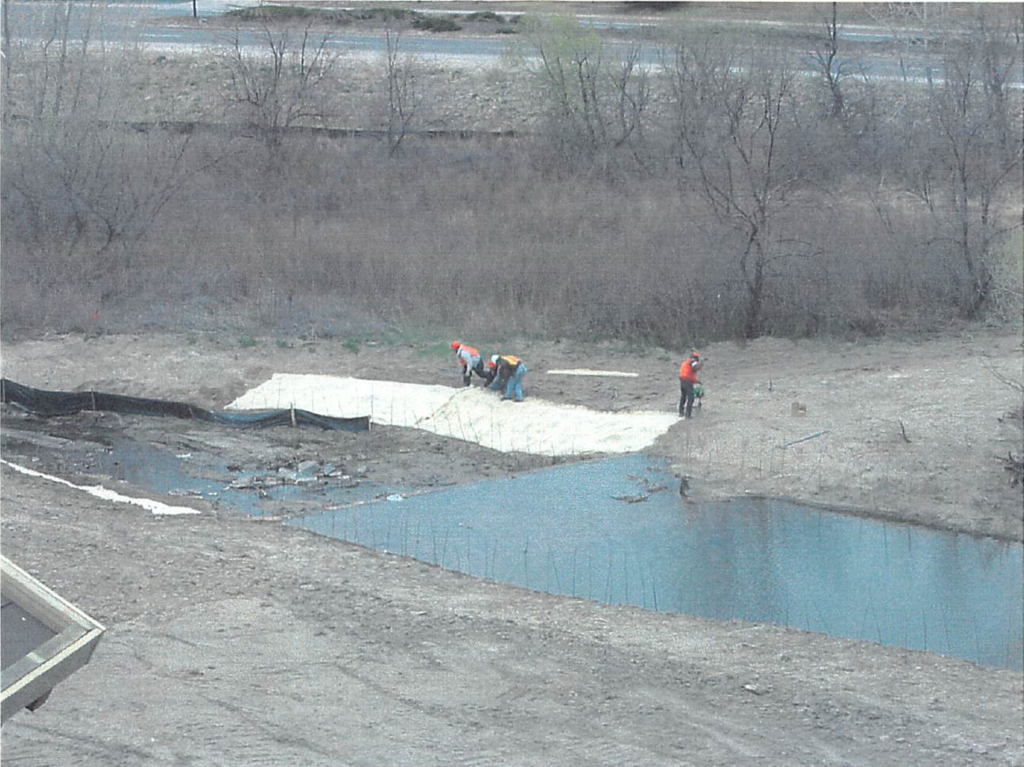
[463, 376, 472, 387]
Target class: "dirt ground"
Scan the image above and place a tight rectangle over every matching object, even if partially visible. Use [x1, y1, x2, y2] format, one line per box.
[1, 328, 1022, 765]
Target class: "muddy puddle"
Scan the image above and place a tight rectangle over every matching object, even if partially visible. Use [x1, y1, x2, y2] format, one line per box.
[288, 454, 1024, 671]
[85, 439, 403, 517]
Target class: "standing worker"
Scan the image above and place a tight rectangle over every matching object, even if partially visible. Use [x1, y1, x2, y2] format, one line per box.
[679, 350, 702, 419]
[485, 354, 528, 401]
[451, 341, 487, 386]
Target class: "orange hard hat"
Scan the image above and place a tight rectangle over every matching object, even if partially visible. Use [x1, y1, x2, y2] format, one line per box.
[451, 340, 461, 351]
[691, 350, 700, 359]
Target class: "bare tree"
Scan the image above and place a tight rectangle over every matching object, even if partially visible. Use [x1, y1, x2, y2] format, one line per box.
[221, 22, 338, 150]
[520, 14, 650, 170]
[610, 45, 652, 169]
[2, 0, 104, 121]
[810, 2, 847, 121]
[668, 40, 821, 338]
[2, 28, 215, 302]
[5, 118, 207, 297]
[901, 10, 1023, 317]
[382, 28, 419, 156]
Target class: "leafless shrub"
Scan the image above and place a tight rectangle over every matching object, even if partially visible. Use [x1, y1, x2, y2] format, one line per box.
[890, 8, 1024, 318]
[1, 25, 212, 315]
[809, 2, 849, 121]
[516, 14, 651, 174]
[381, 28, 421, 156]
[2, 13, 1021, 347]
[219, 21, 339, 151]
[667, 38, 834, 339]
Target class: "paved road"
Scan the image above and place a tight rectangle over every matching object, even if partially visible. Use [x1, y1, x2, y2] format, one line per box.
[4, 0, 1022, 87]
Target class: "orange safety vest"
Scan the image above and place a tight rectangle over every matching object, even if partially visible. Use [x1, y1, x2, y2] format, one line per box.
[457, 345, 480, 368]
[500, 355, 521, 367]
[679, 358, 699, 382]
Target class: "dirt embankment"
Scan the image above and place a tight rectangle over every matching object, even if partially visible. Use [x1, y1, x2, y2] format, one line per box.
[3, 465, 1020, 767]
[3, 327, 1022, 539]
[1, 328, 1022, 765]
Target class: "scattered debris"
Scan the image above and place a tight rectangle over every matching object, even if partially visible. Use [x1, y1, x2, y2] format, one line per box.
[998, 405, 1024, 425]
[229, 461, 358, 490]
[1001, 452, 1024, 487]
[791, 401, 807, 417]
[627, 474, 671, 494]
[612, 494, 649, 504]
[545, 369, 639, 378]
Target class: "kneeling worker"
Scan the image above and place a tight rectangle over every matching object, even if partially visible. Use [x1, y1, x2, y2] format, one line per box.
[485, 354, 528, 402]
[451, 341, 487, 386]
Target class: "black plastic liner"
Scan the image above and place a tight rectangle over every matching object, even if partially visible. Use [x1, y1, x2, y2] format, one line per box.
[0, 379, 369, 432]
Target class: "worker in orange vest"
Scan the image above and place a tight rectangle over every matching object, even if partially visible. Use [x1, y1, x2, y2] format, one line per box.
[451, 341, 486, 386]
[485, 354, 527, 401]
[679, 350, 702, 418]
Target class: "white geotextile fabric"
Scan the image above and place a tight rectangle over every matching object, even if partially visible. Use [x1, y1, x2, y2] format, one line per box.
[229, 374, 678, 456]
[228, 374, 458, 428]
[545, 369, 639, 377]
[1, 459, 201, 516]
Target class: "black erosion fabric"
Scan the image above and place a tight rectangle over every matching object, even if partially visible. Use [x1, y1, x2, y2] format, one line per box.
[0, 379, 369, 432]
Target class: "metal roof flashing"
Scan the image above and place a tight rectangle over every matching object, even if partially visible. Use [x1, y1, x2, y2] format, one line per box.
[1, 556, 105, 724]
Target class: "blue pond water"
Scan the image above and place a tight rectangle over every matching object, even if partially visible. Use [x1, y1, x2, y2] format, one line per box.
[289, 454, 1024, 671]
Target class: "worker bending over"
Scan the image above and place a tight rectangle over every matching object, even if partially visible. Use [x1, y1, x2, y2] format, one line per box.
[679, 350, 702, 418]
[451, 341, 487, 386]
[485, 354, 528, 402]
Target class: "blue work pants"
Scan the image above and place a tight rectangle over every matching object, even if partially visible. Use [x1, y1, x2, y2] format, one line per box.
[505, 364, 527, 401]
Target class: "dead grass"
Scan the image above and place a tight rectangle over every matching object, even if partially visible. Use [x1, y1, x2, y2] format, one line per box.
[1, 35, 1021, 344]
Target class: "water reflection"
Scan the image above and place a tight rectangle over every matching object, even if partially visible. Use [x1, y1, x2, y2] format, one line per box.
[290, 454, 1024, 670]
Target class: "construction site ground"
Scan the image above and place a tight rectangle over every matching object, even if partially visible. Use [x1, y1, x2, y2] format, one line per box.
[1, 327, 1022, 765]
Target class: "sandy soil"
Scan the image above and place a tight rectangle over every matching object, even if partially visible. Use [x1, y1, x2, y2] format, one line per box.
[1, 328, 1022, 765]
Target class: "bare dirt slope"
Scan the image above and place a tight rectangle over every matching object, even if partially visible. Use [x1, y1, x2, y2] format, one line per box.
[3, 326, 1022, 537]
[1, 329, 1022, 765]
[1, 467, 1021, 767]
